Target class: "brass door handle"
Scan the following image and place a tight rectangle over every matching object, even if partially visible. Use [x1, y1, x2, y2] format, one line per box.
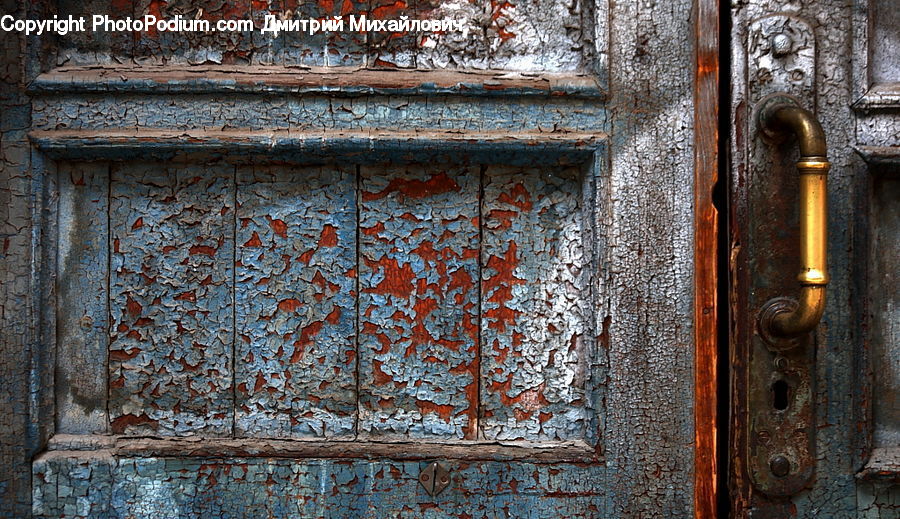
[757, 97, 830, 349]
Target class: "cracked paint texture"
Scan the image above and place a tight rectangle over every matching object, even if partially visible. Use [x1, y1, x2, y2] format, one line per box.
[857, 481, 900, 519]
[54, 0, 593, 71]
[252, 0, 367, 67]
[370, 0, 592, 71]
[235, 165, 358, 438]
[30, 95, 608, 135]
[480, 164, 594, 442]
[358, 164, 480, 439]
[0, 1, 39, 511]
[51, 158, 606, 446]
[109, 164, 235, 436]
[56, 0, 133, 65]
[1, 0, 734, 517]
[33, 452, 606, 518]
[132, 0, 255, 65]
[64, 161, 601, 446]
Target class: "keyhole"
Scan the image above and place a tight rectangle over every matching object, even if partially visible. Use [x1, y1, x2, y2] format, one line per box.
[772, 379, 790, 410]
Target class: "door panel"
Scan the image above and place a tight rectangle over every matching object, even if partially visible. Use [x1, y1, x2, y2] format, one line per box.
[480, 164, 593, 443]
[234, 165, 358, 439]
[0, 0, 713, 517]
[56, 163, 110, 435]
[731, 0, 899, 516]
[56, 160, 599, 444]
[358, 163, 481, 440]
[109, 164, 236, 437]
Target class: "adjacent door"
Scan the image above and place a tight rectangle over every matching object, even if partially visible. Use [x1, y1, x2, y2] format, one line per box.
[1, 0, 719, 517]
[731, 0, 899, 516]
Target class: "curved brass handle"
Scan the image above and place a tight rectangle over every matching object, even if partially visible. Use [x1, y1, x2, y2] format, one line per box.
[758, 98, 830, 348]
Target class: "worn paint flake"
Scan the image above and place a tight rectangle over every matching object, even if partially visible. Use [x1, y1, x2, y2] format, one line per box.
[358, 164, 480, 439]
[235, 165, 357, 438]
[109, 163, 235, 435]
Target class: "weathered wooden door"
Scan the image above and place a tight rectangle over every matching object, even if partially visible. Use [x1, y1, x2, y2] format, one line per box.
[730, 0, 899, 516]
[0, 0, 720, 517]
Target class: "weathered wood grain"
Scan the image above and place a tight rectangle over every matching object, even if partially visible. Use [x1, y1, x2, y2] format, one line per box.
[693, 0, 719, 515]
[602, 0, 697, 515]
[45, 433, 599, 462]
[480, 164, 595, 442]
[109, 163, 235, 436]
[28, 130, 604, 169]
[358, 164, 480, 440]
[235, 165, 357, 438]
[56, 162, 109, 434]
[30, 66, 605, 98]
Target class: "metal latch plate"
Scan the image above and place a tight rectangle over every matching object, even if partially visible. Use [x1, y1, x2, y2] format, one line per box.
[418, 461, 451, 497]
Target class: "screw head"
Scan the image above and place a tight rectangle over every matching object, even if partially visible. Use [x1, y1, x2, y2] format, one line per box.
[772, 34, 793, 56]
[770, 455, 791, 477]
[773, 356, 789, 371]
[80, 315, 94, 329]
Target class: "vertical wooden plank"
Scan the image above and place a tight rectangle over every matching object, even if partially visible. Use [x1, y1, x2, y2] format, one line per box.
[480, 165, 593, 442]
[56, 163, 109, 434]
[109, 163, 234, 436]
[358, 164, 480, 439]
[0, 2, 36, 514]
[693, 0, 719, 516]
[235, 165, 357, 438]
[604, 0, 697, 514]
